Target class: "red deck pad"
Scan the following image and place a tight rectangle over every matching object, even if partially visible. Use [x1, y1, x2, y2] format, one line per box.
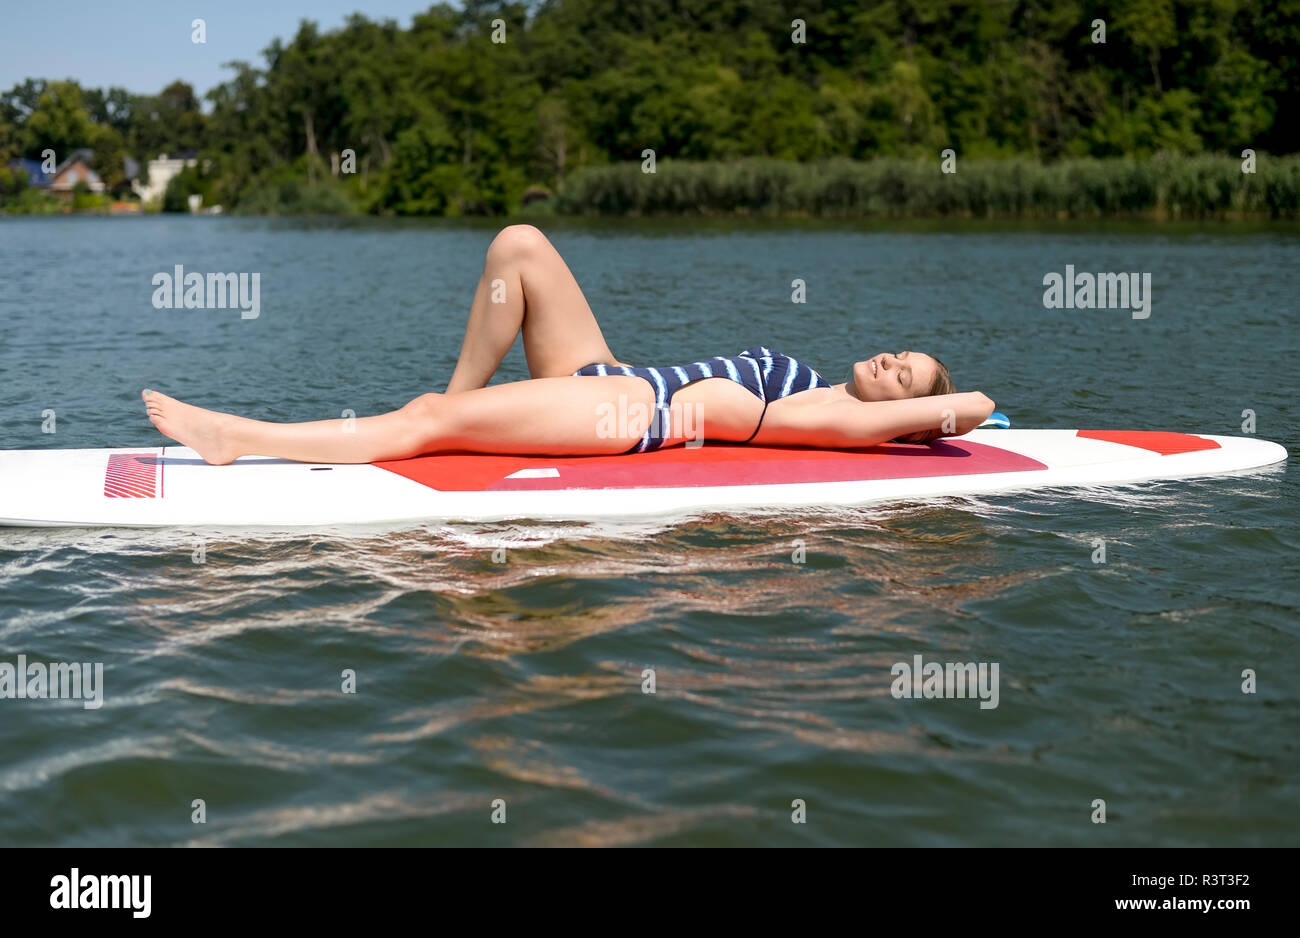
[103, 453, 159, 498]
[373, 440, 1047, 493]
[1076, 430, 1220, 455]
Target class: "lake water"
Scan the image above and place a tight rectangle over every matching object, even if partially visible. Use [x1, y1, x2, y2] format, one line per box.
[0, 215, 1296, 846]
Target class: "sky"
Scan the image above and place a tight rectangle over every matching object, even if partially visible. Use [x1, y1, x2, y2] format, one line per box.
[0, 1, 442, 105]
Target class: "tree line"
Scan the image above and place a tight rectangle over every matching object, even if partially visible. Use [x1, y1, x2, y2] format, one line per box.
[2, 0, 1296, 215]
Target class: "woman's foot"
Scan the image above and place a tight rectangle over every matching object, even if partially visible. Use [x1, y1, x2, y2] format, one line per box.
[142, 389, 241, 465]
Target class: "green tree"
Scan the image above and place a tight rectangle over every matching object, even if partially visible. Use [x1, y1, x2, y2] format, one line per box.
[0, 113, 19, 163]
[129, 81, 206, 159]
[22, 81, 96, 162]
[89, 123, 128, 192]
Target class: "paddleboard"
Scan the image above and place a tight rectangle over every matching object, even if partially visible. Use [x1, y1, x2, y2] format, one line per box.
[0, 429, 1285, 528]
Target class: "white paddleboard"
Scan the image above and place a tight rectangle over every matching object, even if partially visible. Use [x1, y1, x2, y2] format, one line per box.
[0, 429, 1286, 528]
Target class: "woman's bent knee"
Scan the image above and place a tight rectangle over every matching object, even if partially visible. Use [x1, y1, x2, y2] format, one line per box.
[487, 224, 548, 265]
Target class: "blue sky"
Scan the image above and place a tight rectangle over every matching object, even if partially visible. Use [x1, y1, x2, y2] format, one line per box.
[0, 1, 441, 105]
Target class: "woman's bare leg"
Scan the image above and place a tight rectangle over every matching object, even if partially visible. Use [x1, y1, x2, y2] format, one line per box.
[142, 375, 654, 465]
[444, 225, 625, 393]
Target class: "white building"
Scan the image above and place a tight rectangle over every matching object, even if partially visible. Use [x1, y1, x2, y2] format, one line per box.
[132, 153, 197, 205]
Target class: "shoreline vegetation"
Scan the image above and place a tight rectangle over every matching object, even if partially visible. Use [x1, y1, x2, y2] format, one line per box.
[548, 155, 1300, 219]
[6, 155, 1296, 220]
[2, 1, 1296, 220]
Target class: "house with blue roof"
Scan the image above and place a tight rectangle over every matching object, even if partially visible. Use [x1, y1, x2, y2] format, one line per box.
[7, 150, 106, 196]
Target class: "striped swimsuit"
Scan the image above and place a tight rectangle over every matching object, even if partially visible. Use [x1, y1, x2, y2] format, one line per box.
[573, 346, 831, 453]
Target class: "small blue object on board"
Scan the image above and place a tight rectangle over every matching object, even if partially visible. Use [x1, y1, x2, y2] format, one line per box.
[979, 411, 1011, 429]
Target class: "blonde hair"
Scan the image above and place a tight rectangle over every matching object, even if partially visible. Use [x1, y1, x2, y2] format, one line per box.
[926, 356, 955, 398]
[896, 356, 956, 444]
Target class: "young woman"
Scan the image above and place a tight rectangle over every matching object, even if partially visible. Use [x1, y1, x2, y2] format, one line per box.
[142, 224, 994, 465]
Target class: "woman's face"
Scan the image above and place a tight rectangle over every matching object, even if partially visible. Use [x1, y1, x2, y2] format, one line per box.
[849, 351, 940, 402]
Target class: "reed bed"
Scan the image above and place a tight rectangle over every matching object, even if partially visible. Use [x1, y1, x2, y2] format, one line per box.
[554, 155, 1300, 219]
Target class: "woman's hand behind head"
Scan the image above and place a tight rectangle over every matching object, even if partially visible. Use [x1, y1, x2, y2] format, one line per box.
[895, 391, 995, 443]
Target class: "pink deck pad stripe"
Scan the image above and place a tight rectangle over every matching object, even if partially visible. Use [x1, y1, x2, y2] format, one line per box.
[104, 453, 159, 498]
[375, 440, 1046, 493]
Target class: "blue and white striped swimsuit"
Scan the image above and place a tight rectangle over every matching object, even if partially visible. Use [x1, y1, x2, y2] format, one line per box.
[573, 346, 831, 453]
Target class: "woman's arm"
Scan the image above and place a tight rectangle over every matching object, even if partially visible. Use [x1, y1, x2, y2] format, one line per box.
[758, 391, 996, 448]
